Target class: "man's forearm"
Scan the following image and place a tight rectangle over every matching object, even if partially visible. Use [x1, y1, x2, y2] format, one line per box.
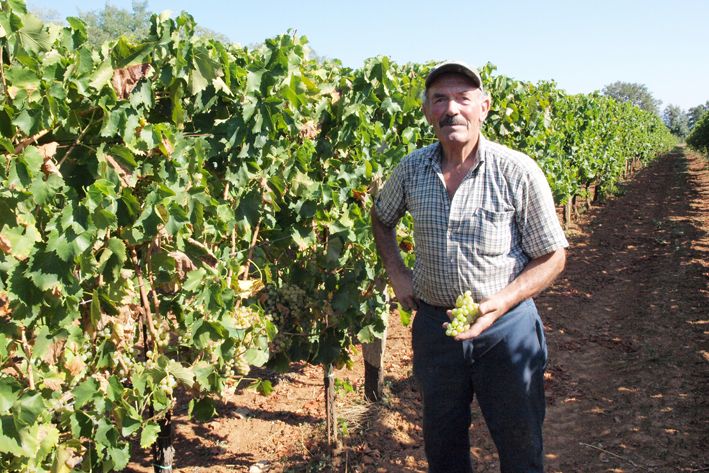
[371, 209, 408, 277]
[494, 248, 566, 311]
[371, 208, 418, 310]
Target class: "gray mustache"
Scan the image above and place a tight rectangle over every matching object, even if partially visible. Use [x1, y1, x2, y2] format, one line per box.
[439, 116, 466, 127]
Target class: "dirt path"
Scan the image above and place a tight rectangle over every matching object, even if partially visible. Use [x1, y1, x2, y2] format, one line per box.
[127, 147, 708, 473]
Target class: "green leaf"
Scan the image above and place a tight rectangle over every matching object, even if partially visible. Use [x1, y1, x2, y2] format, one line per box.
[107, 444, 130, 470]
[183, 268, 206, 292]
[356, 325, 375, 344]
[0, 380, 19, 415]
[13, 392, 44, 427]
[0, 415, 22, 455]
[325, 236, 344, 264]
[30, 326, 52, 362]
[95, 417, 118, 447]
[112, 36, 154, 68]
[35, 423, 59, 464]
[244, 348, 268, 367]
[189, 46, 219, 95]
[188, 397, 216, 421]
[15, 12, 53, 53]
[140, 422, 161, 448]
[89, 59, 113, 91]
[131, 372, 146, 397]
[121, 415, 141, 437]
[12, 109, 38, 135]
[5, 66, 39, 89]
[69, 410, 92, 439]
[256, 380, 273, 396]
[90, 289, 101, 331]
[398, 303, 412, 327]
[73, 378, 98, 408]
[193, 361, 214, 391]
[0, 224, 41, 260]
[167, 360, 194, 387]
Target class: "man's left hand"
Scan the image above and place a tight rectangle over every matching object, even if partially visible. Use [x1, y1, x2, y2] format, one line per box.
[444, 295, 510, 341]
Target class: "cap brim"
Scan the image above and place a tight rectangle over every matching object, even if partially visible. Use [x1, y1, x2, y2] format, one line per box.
[425, 62, 482, 90]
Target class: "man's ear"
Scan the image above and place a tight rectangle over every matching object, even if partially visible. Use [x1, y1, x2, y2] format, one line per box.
[479, 95, 491, 122]
[422, 100, 434, 125]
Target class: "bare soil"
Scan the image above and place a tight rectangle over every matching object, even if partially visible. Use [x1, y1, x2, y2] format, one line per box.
[127, 147, 709, 473]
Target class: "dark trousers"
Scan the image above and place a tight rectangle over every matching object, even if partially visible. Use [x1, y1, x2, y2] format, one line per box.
[412, 299, 548, 473]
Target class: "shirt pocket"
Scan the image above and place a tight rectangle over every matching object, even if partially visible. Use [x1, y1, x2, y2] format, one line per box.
[472, 208, 515, 256]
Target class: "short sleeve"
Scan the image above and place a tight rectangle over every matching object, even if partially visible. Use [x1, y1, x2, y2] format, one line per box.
[516, 163, 568, 258]
[373, 162, 408, 228]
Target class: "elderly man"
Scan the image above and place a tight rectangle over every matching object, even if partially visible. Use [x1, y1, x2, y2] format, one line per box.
[371, 61, 568, 473]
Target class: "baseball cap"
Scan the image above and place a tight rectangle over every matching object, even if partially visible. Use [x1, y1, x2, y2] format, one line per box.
[425, 60, 483, 91]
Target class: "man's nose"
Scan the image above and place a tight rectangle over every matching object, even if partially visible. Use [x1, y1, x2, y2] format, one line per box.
[445, 100, 460, 115]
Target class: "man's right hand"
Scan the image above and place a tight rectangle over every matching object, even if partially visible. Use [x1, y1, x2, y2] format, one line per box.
[390, 268, 418, 312]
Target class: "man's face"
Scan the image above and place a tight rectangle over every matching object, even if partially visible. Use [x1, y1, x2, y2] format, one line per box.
[423, 73, 490, 147]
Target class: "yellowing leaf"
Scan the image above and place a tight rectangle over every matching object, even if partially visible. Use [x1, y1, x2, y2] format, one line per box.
[235, 278, 265, 298]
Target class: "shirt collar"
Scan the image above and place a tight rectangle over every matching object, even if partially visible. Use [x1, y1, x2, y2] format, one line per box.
[429, 134, 488, 173]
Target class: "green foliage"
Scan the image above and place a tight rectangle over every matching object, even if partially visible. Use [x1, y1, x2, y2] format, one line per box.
[602, 81, 662, 115]
[663, 104, 689, 138]
[0, 0, 676, 471]
[686, 110, 709, 155]
[688, 101, 709, 129]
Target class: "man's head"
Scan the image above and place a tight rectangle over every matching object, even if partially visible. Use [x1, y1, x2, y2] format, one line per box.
[423, 61, 490, 148]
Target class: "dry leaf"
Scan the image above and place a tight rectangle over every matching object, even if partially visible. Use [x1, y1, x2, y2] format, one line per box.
[64, 355, 85, 377]
[168, 250, 196, 280]
[299, 120, 320, 140]
[38, 141, 58, 159]
[41, 338, 66, 365]
[38, 142, 61, 177]
[0, 291, 10, 320]
[43, 377, 64, 392]
[111, 63, 153, 99]
[42, 159, 60, 177]
[0, 234, 11, 254]
[104, 154, 134, 188]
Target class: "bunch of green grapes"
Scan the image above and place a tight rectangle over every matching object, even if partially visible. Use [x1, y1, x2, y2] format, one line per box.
[445, 291, 480, 337]
[262, 283, 308, 324]
[268, 332, 291, 354]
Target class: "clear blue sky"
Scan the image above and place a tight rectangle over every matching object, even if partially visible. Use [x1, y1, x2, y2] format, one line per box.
[30, 0, 709, 111]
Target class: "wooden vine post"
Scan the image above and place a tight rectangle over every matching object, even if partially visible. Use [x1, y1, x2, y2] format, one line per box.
[564, 195, 573, 229]
[362, 325, 388, 401]
[152, 412, 175, 473]
[362, 278, 390, 401]
[324, 364, 338, 449]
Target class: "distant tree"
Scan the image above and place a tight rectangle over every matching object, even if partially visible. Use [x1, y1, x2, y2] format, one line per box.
[78, 1, 151, 48]
[602, 81, 662, 115]
[72, 1, 230, 48]
[28, 4, 62, 24]
[663, 105, 690, 138]
[688, 101, 709, 129]
[195, 25, 231, 44]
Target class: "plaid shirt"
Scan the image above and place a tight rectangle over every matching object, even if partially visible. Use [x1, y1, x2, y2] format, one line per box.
[374, 135, 568, 307]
